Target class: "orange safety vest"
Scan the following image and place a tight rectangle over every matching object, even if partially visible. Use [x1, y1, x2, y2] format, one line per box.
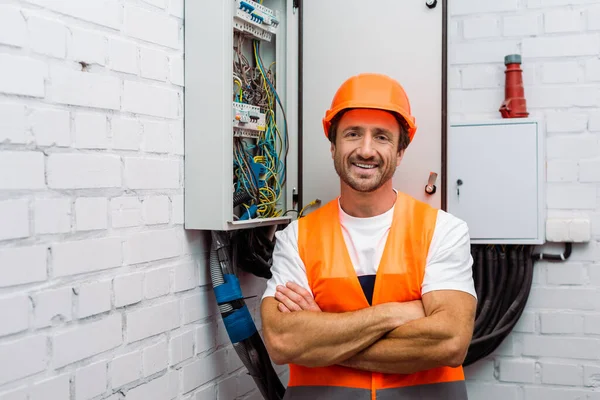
[287, 192, 467, 400]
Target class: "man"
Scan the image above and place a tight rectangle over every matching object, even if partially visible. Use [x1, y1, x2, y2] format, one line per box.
[260, 73, 477, 399]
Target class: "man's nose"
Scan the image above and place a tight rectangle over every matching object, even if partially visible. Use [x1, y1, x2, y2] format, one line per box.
[356, 134, 377, 158]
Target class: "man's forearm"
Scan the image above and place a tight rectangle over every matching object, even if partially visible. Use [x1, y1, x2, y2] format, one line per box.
[339, 313, 469, 374]
[261, 298, 414, 368]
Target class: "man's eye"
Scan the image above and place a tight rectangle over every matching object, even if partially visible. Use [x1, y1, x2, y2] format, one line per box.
[376, 135, 389, 141]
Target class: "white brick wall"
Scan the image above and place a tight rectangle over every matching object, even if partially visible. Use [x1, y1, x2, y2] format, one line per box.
[452, 0, 600, 398]
[0, 2, 264, 399]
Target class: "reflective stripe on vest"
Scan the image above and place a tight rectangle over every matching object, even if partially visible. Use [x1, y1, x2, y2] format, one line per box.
[289, 192, 467, 400]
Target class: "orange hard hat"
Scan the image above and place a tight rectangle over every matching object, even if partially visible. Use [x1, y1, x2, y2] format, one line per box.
[322, 73, 417, 142]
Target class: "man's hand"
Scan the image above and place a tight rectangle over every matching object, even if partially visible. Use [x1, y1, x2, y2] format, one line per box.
[275, 282, 322, 312]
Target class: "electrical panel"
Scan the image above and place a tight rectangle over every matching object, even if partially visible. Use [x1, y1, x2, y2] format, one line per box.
[447, 119, 546, 245]
[184, 0, 298, 231]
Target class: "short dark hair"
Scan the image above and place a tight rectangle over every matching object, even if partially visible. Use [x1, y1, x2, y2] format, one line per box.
[327, 109, 411, 152]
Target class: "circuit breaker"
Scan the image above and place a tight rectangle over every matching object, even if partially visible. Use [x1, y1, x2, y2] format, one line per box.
[184, 0, 298, 231]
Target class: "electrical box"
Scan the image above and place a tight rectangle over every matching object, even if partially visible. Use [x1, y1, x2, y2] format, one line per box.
[447, 119, 546, 245]
[184, 0, 298, 231]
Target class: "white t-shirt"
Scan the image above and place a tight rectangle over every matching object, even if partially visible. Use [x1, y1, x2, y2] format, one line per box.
[262, 199, 477, 301]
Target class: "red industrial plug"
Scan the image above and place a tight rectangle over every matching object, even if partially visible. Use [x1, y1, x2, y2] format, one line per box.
[499, 54, 529, 118]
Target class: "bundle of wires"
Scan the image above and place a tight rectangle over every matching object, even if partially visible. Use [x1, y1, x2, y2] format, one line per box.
[232, 33, 289, 220]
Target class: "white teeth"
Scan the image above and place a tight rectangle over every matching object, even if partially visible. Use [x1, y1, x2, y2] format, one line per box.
[355, 163, 376, 169]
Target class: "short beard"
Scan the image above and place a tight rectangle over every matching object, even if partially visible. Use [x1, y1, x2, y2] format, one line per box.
[333, 151, 396, 193]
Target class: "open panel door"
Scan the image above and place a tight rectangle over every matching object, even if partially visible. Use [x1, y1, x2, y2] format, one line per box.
[300, 0, 445, 211]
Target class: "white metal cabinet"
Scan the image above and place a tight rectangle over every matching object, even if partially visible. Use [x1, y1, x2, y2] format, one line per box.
[447, 119, 545, 244]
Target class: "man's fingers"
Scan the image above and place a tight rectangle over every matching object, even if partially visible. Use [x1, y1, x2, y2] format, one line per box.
[277, 285, 309, 309]
[274, 290, 302, 311]
[284, 282, 321, 312]
[278, 302, 291, 313]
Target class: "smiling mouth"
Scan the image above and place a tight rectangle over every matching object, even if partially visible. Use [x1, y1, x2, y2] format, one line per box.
[352, 162, 378, 170]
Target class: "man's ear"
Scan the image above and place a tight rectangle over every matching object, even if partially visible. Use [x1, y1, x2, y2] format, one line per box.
[330, 142, 335, 159]
[396, 149, 405, 166]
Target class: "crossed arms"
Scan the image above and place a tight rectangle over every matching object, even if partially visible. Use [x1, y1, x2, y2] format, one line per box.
[260, 283, 476, 374]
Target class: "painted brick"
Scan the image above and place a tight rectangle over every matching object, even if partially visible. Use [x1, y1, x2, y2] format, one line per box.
[182, 291, 215, 324]
[584, 314, 600, 334]
[580, 159, 600, 182]
[547, 160, 578, 182]
[34, 198, 71, 234]
[122, 81, 178, 119]
[0, 335, 47, 385]
[546, 111, 588, 133]
[451, 40, 520, 64]
[126, 300, 180, 342]
[108, 38, 138, 74]
[48, 153, 121, 189]
[523, 386, 600, 400]
[523, 335, 600, 359]
[140, 47, 168, 81]
[111, 351, 142, 388]
[0, 295, 29, 337]
[547, 184, 597, 209]
[0, 199, 29, 241]
[124, 228, 182, 264]
[514, 311, 536, 333]
[0, 5, 26, 47]
[142, 120, 171, 153]
[547, 134, 599, 159]
[75, 360, 107, 400]
[546, 263, 585, 285]
[0, 246, 47, 287]
[528, 0, 599, 7]
[528, 287, 599, 310]
[113, 272, 143, 307]
[33, 287, 72, 328]
[0, 54, 47, 97]
[68, 27, 107, 66]
[217, 374, 237, 400]
[75, 197, 108, 231]
[449, 89, 505, 113]
[586, 58, 600, 82]
[124, 157, 179, 189]
[142, 196, 170, 225]
[111, 116, 140, 150]
[540, 312, 584, 333]
[182, 353, 227, 394]
[0, 151, 45, 189]
[588, 5, 600, 30]
[169, 329, 194, 366]
[74, 112, 109, 149]
[142, 340, 168, 376]
[53, 237, 122, 277]
[76, 280, 111, 318]
[28, 16, 67, 58]
[592, 212, 600, 237]
[503, 13, 540, 36]
[461, 65, 503, 89]
[590, 111, 600, 131]
[0, 103, 26, 143]
[172, 195, 184, 224]
[544, 9, 583, 33]
[111, 196, 142, 228]
[53, 314, 122, 368]
[144, 267, 171, 299]
[570, 219, 592, 242]
[529, 86, 600, 108]
[542, 61, 582, 83]
[463, 16, 500, 39]
[523, 34, 600, 58]
[124, 5, 179, 49]
[124, 371, 178, 400]
[173, 261, 198, 293]
[584, 365, 600, 387]
[193, 385, 217, 400]
[451, 0, 518, 15]
[542, 362, 583, 386]
[170, 120, 184, 155]
[169, 56, 184, 86]
[142, 0, 167, 9]
[170, 0, 183, 18]
[30, 374, 70, 400]
[50, 66, 120, 110]
[30, 108, 70, 147]
[498, 359, 535, 383]
[26, 0, 121, 29]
